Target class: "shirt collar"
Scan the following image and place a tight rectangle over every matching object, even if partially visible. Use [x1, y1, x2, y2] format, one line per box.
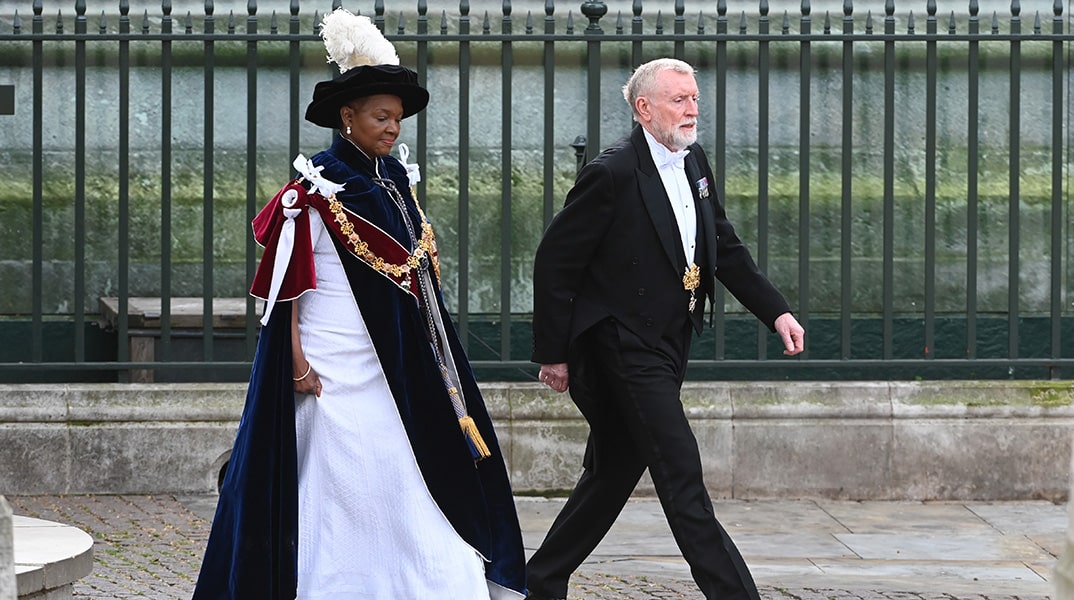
[642, 127, 690, 170]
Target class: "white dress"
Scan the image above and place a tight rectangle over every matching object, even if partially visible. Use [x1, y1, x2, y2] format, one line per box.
[292, 209, 513, 600]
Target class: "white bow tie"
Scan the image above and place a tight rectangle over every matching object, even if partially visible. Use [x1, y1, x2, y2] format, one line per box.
[658, 149, 690, 170]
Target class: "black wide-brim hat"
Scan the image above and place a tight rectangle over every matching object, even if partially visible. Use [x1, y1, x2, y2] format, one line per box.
[304, 64, 430, 129]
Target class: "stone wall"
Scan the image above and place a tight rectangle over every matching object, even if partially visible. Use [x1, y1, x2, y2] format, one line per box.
[0, 380, 1070, 500]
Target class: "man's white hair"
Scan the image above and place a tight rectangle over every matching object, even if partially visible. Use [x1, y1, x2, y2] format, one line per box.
[622, 58, 696, 119]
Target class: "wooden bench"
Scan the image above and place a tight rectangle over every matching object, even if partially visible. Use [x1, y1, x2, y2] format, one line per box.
[98, 297, 258, 382]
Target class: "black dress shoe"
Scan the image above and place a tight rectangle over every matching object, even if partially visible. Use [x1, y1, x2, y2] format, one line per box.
[525, 596, 566, 600]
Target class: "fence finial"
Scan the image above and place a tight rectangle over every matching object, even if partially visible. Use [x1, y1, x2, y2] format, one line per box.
[581, 0, 606, 32]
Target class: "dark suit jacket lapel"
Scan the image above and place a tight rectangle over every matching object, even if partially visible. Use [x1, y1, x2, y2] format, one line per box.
[632, 126, 688, 274]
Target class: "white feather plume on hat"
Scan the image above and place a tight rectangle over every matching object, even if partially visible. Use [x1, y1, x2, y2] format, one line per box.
[320, 8, 399, 73]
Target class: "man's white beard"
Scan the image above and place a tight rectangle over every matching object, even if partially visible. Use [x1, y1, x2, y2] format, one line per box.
[658, 120, 698, 151]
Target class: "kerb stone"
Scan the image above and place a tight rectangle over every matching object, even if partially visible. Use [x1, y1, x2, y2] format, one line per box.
[0, 497, 13, 600]
[1055, 440, 1074, 599]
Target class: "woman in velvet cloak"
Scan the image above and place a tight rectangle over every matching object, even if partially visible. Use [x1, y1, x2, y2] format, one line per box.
[191, 9, 526, 599]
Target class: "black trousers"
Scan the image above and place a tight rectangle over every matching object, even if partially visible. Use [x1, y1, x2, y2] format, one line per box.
[526, 318, 760, 600]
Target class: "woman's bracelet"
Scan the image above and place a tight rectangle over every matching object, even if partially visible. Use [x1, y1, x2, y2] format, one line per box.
[293, 362, 312, 382]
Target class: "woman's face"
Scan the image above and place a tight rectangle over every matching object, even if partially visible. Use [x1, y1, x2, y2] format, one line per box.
[340, 94, 405, 157]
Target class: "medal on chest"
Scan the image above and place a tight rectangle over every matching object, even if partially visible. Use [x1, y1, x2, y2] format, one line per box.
[683, 262, 700, 313]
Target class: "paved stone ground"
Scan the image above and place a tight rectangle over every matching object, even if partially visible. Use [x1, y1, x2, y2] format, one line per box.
[7, 494, 1054, 600]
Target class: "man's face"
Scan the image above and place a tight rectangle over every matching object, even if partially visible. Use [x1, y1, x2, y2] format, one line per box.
[638, 70, 699, 152]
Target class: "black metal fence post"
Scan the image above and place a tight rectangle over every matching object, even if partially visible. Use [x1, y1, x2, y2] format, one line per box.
[581, 0, 606, 165]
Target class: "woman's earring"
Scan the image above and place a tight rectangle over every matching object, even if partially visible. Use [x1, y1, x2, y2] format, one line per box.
[346, 125, 352, 135]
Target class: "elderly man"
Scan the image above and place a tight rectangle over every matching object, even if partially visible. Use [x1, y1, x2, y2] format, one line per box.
[527, 58, 805, 600]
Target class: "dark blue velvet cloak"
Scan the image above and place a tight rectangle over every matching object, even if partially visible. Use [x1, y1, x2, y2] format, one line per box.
[191, 136, 526, 599]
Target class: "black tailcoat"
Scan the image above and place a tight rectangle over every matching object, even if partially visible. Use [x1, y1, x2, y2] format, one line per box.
[532, 125, 790, 363]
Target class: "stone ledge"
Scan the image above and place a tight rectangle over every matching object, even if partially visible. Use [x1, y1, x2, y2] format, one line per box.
[0, 381, 1070, 500]
[12, 516, 93, 600]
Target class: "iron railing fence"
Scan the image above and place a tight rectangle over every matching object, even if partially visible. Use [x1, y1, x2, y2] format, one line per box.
[0, 0, 1070, 381]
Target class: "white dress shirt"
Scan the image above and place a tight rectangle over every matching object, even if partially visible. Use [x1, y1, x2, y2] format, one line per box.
[642, 128, 697, 265]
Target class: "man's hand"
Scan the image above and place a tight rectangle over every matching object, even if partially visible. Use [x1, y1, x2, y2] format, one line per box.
[539, 363, 569, 393]
[774, 312, 805, 356]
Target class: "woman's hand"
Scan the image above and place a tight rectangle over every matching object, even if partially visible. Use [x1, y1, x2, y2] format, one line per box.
[290, 301, 320, 396]
[293, 360, 322, 397]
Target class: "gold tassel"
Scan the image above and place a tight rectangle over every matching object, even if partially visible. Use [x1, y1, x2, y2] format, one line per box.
[459, 415, 492, 461]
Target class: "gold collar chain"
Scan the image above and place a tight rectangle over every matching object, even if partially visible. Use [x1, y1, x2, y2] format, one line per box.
[326, 194, 441, 284]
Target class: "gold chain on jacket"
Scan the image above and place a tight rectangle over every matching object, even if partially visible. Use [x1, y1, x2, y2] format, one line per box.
[325, 194, 441, 283]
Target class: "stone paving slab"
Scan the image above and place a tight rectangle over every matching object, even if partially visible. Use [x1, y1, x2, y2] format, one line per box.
[816, 501, 995, 534]
[4, 494, 1061, 600]
[966, 503, 1070, 535]
[717, 500, 852, 534]
[833, 532, 1052, 561]
[791, 560, 1048, 595]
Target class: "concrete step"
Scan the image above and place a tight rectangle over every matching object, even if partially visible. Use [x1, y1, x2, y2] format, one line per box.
[11, 514, 92, 600]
